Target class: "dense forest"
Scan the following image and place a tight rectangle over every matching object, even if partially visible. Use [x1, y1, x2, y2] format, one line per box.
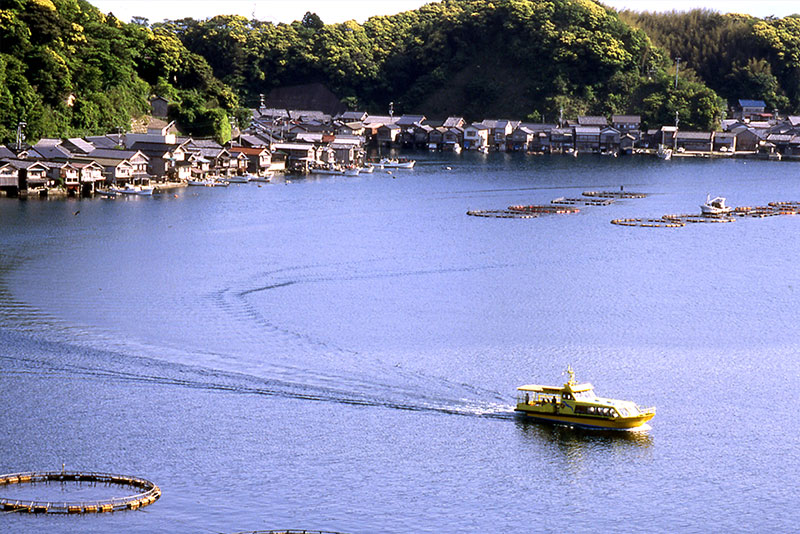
[160, 0, 725, 129]
[0, 0, 247, 144]
[4, 0, 800, 145]
[619, 9, 800, 114]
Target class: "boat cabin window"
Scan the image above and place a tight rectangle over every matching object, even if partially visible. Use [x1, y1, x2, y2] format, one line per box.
[573, 390, 596, 401]
[562, 393, 573, 401]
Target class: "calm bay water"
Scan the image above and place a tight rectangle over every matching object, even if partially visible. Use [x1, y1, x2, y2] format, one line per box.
[1, 153, 799, 533]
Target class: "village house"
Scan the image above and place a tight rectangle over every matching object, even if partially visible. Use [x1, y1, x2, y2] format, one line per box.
[463, 123, 490, 150]
[129, 140, 190, 180]
[270, 143, 317, 173]
[599, 127, 621, 152]
[149, 95, 170, 118]
[74, 161, 106, 193]
[619, 132, 637, 154]
[577, 116, 608, 127]
[377, 124, 401, 147]
[1, 159, 49, 194]
[41, 160, 80, 190]
[549, 127, 574, 152]
[511, 126, 536, 151]
[428, 127, 445, 149]
[574, 125, 601, 152]
[442, 127, 464, 151]
[70, 148, 149, 185]
[713, 132, 737, 153]
[612, 115, 641, 131]
[675, 131, 714, 153]
[735, 99, 768, 121]
[229, 146, 272, 175]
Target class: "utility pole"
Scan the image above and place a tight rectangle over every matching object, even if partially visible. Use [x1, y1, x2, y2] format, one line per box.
[673, 111, 679, 150]
[674, 57, 681, 89]
[15, 121, 26, 151]
[559, 107, 563, 128]
[389, 101, 394, 120]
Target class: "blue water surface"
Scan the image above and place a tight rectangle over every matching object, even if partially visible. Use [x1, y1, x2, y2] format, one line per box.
[1, 153, 799, 533]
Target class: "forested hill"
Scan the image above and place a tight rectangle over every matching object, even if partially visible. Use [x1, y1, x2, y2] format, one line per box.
[6, 0, 800, 145]
[0, 0, 246, 145]
[619, 9, 800, 113]
[164, 0, 725, 128]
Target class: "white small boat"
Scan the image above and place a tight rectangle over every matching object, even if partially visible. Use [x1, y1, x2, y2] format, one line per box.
[249, 172, 273, 183]
[379, 158, 416, 169]
[477, 146, 489, 154]
[452, 143, 462, 154]
[360, 165, 374, 174]
[701, 194, 732, 215]
[95, 189, 117, 198]
[657, 145, 673, 160]
[112, 184, 154, 196]
[187, 179, 210, 186]
[311, 167, 344, 175]
[344, 168, 360, 176]
[226, 175, 250, 183]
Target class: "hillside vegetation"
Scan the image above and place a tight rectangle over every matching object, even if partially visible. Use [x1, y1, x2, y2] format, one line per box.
[7, 0, 800, 144]
[0, 0, 245, 144]
[619, 9, 800, 113]
[162, 0, 724, 129]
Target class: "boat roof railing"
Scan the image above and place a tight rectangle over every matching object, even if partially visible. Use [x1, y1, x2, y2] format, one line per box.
[517, 382, 594, 393]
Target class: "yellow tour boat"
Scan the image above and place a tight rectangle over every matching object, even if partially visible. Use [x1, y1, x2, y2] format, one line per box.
[515, 366, 655, 430]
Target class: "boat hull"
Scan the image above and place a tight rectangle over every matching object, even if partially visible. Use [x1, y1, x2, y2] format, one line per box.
[514, 408, 654, 430]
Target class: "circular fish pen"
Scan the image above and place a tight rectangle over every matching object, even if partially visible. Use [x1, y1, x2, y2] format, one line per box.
[662, 214, 736, 224]
[551, 197, 614, 206]
[768, 201, 800, 213]
[582, 190, 647, 199]
[466, 209, 538, 219]
[229, 531, 349, 534]
[0, 471, 161, 514]
[507, 205, 581, 214]
[733, 206, 783, 218]
[610, 218, 685, 228]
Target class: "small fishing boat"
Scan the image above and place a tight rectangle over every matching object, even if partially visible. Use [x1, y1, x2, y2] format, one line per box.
[249, 172, 273, 183]
[344, 167, 360, 176]
[187, 179, 210, 186]
[657, 144, 673, 160]
[111, 184, 154, 196]
[515, 366, 655, 430]
[379, 157, 416, 169]
[700, 194, 732, 215]
[360, 165, 375, 174]
[226, 175, 250, 183]
[95, 189, 117, 198]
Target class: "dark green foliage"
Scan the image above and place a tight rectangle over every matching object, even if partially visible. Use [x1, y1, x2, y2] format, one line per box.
[0, 0, 238, 144]
[619, 9, 800, 113]
[167, 0, 718, 125]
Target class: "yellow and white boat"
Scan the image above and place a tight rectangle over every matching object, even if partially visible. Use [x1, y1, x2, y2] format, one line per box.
[515, 367, 655, 430]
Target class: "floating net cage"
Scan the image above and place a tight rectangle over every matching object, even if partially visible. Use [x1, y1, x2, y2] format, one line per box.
[466, 209, 539, 219]
[582, 190, 647, 199]
[0, 471, 161, 514]
[613, 201, 800, 228]
[229, 531, 349, 534]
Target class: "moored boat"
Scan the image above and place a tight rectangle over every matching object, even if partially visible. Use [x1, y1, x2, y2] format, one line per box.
[249, 172, 273, 182]
[379, 157, 416, 169]
[701, 194, 732, 215]
[226, 175, 250, 183]
[515, 366, 655, 430]
[657, 144, 673, 160]
[111, 184, 154, 196]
